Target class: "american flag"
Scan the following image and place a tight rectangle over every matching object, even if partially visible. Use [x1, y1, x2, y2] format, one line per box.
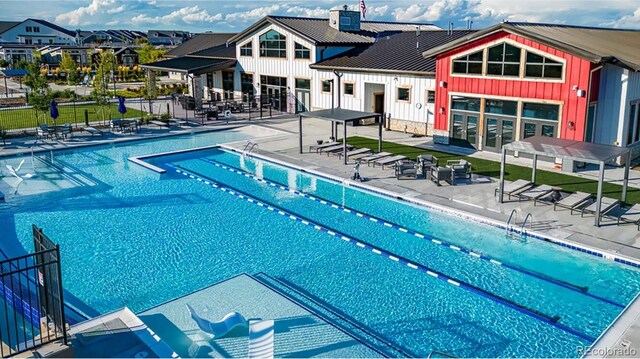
[360, 0, 367, 19]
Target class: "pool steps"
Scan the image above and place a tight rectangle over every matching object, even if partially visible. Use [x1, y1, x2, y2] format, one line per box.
[199, 157, 625, 309]
[167, 163, 596, 344]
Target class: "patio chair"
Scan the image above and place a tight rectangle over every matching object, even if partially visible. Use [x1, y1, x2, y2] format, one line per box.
[417, 154, 438, 177]
[517, 185, 554, 205]
[581, 197, 620, 219]
[430, 166, 454, 186]
[60, 123, 72, 139]
[553, 192, 592, 214]
[83, 126, 103, 136]
[37, 124, 52, 140]
[308, 141, 339, 153]
[248, 320, 274, 359]
[494, 179, 532, 199]
[321, 144, 354, 155]
[186, 304, 248, 339]
[617, 204, 640, 230]
[373, 155, 408, 169]
[337, 147, 372, 160]
[446, 159, 472, 180]
[360, 152, 392, 165]
[395, 160, 418, 179]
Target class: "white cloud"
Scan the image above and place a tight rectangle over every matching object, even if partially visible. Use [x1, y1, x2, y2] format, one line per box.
[393, 0, 467, 22]
[286, 6, 329, 18]
[225, 4, 282, 22]
[55, 0, 118, 26]
[131, 5, 222, 25]
[106, 5, 125, 15]
[605, 7, 640, 28]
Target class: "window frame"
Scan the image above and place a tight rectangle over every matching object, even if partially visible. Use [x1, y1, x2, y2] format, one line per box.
[239, 40, 253, 57]
[321, 79, 333, 94]
[343, 82, 355, 96]
[294, 42, 310, 60]
[451, 49, 484, 75]
[627, 100, 640, 146]
[426, 89, 436, 104]
[396, 85, 411, 103]
[524, 51, 564, 80]
[486, 43, 522, 77]
[259, 29, 287, 59]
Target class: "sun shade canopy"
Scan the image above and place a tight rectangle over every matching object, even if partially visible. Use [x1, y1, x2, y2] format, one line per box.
[0, 69, 29, 77]
[141, 57, 236, 75]
[504, 136, 630, 165]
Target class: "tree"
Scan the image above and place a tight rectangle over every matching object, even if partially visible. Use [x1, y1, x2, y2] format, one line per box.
[92, 50, 116, 123]
[60, 52, 80, 85]
[24, 52, 51, 125]
[136, 43, 166, 64]
[0, 59, 9, 68]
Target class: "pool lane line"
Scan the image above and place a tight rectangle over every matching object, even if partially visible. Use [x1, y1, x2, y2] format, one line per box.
[199, 157, 625, 310]
[166, 163, 596, 343]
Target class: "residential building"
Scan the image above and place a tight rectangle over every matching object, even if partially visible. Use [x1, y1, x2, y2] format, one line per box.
[39, 45, 91, 67]
[147, 30, 191, 46]
[0, 18, 75, 45]
[77, 29, 146, 45]
[422, 22, 640, 157]
[0, 44, 36, 65]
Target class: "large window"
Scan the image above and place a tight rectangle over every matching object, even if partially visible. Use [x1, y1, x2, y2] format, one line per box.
[241, 72, 253, 99]
[296, 78, 310, 90]
[259, 29, 286, 58]
[294, 43, 310, 59]
[451, 96, 481, 112]
[240, 41, 252, 57]
[521, 102, 559, 121]
[487, 43, 521, 76]
[396, 86, 411, 102]
[485, 99, 518, 116]
[627, 101, 640, 145]
[525, 52, 562, 79]
[452, 50, 483, 75]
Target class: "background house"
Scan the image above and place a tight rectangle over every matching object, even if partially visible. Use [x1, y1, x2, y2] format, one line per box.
[0, 19, 75, 45]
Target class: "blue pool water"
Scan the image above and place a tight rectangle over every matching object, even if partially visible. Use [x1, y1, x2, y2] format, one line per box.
[1, 131, 639, 357]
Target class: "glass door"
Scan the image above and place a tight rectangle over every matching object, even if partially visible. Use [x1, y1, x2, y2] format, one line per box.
[484, 117, 515, 152]
[450, 112, 479, 148]
[521, 121, 557, 139]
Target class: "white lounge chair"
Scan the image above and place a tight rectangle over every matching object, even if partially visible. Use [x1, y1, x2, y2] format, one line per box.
[373, 155, 407, 169]
[308, 141, 338, 153]
[321, 144, 353, 155]
[618, 204, 640, 230]
[249, 320, 274, 359]
[360, 152, 392, 165]
[337, 147, 372, 160]
[494, 179, 532, 199]
[186, 304, 248, 339]
[581, 197, 620, 219]
[84, 127, 103, 136]
[554, 192, 592, 214]
[517, 185, 554, 205]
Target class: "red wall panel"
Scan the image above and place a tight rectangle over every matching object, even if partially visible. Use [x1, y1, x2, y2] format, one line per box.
[433, 31, 592, 141]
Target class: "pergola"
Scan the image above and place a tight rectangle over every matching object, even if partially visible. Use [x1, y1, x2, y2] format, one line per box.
[0, 69, 29, 98]
[499, 136, 631, 226]
[298, 108, 383, 165]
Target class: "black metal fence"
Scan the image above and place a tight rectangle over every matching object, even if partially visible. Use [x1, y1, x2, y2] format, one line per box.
[0, 225, 67, 358]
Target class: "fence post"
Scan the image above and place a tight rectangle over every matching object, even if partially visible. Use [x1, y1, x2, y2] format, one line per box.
[84, 110, 89, 126]
[166, 103, 170, 115]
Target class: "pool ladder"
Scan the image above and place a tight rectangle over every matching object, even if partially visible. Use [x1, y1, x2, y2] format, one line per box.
[242, 142, 259, 157]
[506, 209, 532, 240]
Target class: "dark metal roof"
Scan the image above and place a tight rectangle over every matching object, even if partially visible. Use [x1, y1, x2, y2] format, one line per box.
[28, 18, 75, 37]
[165, 33, 235, 58]
[300, 108, 380, 122]
[141, 56, 236, 75]
[0, 21, 20, 34]
[190, 43, 235, 59]
[312, 30, 475, 75]
[504, 136, 629, 164]
[0, 69, 29, 77]
[423, 22, 640, 71]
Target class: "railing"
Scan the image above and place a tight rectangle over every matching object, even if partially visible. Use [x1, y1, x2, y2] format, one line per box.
[521, 213, 533, 233]
[0, 225, 67, 358]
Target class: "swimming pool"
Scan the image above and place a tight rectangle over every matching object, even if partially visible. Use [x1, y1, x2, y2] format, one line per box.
[1, 130, 639, 357]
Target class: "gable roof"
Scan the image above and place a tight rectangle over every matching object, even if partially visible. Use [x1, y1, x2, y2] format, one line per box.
[0, 21, 20, 35]
[228, 15, 437, 45]
[165, 33, 235, 58]
[189, 43, 235, 59]
[422, 22, 640, 71]
[312, 30, 475, 75]
[28, 18, 75, 37]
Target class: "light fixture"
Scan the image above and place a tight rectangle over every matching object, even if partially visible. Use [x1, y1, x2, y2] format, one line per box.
[439, 81, 447, 88]
[568, 121, 575, 130]
[439, 107, 445, 114]
[393, 77, 398, 82]
[577, 89, 586, 97]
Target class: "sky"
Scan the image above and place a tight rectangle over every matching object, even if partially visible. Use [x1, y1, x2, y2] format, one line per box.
[1, 0, 639, 32]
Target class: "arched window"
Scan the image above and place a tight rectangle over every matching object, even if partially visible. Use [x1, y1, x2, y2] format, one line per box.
[486, 43, 521, 76]
[259, 30, 286, 58]
[452, 50, 483, 74]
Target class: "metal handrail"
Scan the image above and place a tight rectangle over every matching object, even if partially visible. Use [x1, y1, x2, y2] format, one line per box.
[241, 141, 254, 155]
[246, 143, 259, 157]
[507, 209, 517, 229]
[521, 213, 533, 233]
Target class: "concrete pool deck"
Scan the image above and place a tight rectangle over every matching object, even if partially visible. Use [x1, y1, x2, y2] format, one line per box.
[137, 274, 384, 358]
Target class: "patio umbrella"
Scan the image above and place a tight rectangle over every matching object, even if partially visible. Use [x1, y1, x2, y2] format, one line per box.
[50, 99, 59, 126]
[118, 96, 127, 119]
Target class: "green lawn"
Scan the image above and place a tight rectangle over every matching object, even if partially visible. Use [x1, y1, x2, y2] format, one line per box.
[347, 136, 640, 205]
[0, 104, 145, 131]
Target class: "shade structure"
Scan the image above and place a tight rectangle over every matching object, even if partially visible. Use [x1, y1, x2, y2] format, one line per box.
[50, 100, 59, 125]
[118, 96, 127, 115]
[140, 57, 236, 76]
[298, 108, 383, 165]
[498, 136, 631, 226]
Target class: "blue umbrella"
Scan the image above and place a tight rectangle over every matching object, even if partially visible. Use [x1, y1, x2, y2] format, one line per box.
[118, 96, 127, 118]
[50, 99, 59, 125]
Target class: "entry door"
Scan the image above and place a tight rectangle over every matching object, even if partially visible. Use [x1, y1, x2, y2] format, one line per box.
[295, 89, 310, 113]
[374, 93, 384, 114]
[521, 121, 557, 139]
[484, 116, 515, 152]
[451, 113, 478, 147]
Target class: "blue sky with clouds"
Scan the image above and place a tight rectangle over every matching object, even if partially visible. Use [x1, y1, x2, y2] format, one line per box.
[2, 0, 639, 32]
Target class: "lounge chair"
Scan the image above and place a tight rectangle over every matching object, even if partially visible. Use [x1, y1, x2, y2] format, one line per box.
[321, 144, 353, 155]
[169, 118, 187, 126]
[517, 185, 554, 205]
[186, 304, 248, 339]
[84, 126, 103, 136]
[618, 204, 640, 230]
[430, 166, 453, 186]
[337, 147, 372, 160]
[248, 320, 274, 359]
[360, 152, 392, 164]
[494, 179, 532, 199]
[308, 141, 338, 153]
[395, 160, 418, 179]
[554, 192, 592, 214]
[373, 155, 408, 169]
[581, 197, 620, 219]
[149, 120, 168, 128]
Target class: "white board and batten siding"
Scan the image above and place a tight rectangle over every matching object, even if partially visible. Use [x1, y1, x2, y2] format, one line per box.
[314, 70, 437, 126]
[596, 64, 640, 147]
